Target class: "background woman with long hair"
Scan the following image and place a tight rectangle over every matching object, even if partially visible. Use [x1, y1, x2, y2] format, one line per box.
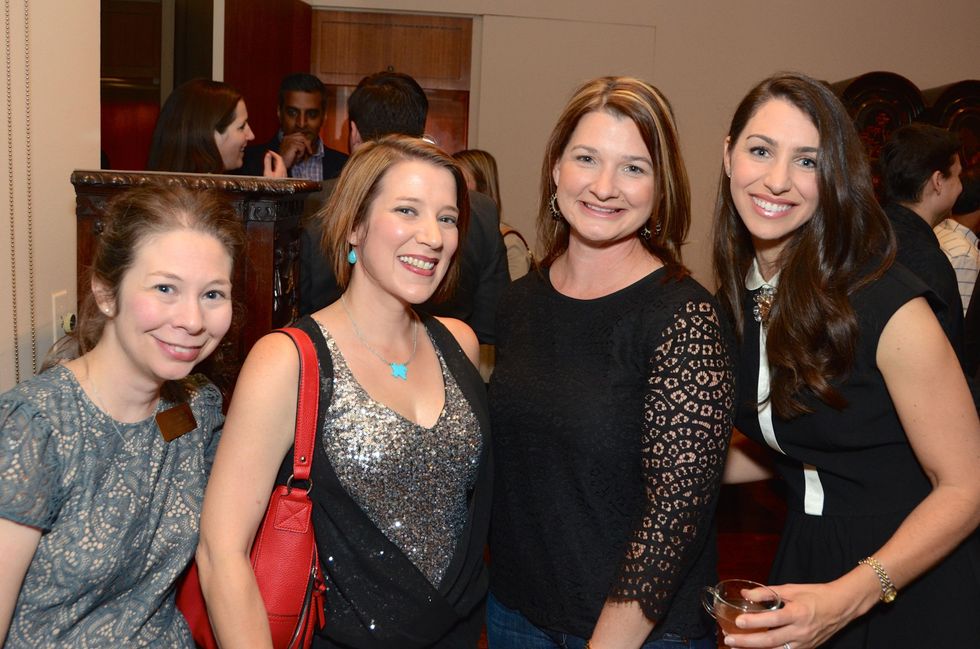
[148, 79, 285, 177]
[453, 148, 533, 280]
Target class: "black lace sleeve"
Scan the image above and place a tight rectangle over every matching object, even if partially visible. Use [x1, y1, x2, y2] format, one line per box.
[609, 299, 735, 621]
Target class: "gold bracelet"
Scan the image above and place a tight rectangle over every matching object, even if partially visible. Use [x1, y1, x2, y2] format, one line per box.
[858, 556, 898, 603]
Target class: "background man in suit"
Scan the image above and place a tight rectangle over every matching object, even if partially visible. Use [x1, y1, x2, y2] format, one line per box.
[241, 73, 347, 181]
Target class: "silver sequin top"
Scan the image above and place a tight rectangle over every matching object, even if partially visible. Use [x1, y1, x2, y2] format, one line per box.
[319, 323, 482, 586]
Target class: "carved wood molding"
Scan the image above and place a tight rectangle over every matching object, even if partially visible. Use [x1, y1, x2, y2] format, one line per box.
[70, 170, 319, 197]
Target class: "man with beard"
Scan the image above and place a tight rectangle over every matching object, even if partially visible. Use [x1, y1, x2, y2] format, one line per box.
[241, 73, 347, 180]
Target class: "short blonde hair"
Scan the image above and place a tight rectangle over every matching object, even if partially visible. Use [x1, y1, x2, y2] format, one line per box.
[318, 135, 470, 302]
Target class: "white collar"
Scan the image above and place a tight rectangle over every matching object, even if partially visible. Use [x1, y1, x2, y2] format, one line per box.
[745, 258, 780, 291]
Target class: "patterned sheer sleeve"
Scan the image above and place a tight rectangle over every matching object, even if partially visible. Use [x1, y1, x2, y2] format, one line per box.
[0, 398, 64, 531]
[183, 375, 224, 469]
[609, 299, 735, 621]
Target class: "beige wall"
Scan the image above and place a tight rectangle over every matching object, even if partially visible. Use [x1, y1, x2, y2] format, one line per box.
[309, 0, 980, 287]
[2, 0, 978, 387]
[1, 0, 99, 391]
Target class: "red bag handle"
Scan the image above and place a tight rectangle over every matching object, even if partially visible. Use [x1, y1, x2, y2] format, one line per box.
[276, 327, 318, 483]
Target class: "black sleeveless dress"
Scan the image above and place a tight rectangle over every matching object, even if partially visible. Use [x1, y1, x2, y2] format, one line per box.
[735, 264, 980, 647]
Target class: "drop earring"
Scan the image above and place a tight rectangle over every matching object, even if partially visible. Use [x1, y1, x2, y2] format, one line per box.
[347, 248, 357, 264]
[549, 193, 563, 221]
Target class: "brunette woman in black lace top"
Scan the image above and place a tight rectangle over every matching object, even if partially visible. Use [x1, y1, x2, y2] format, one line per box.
[488, 77, 736, 649]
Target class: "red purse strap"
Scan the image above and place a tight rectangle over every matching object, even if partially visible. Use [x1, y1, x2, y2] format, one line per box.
[275, 327, 319, 483]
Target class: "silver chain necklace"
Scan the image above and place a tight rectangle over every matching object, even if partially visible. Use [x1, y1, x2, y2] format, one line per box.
[82, 360, 158, 442]
[340, 296, 418, 380]
[84, 371, 127, 442]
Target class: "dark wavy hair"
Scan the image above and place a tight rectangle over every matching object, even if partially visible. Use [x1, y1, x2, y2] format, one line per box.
[147, 79, 242, 173]
[43, 186, 245, 397]
[536, 76, 691, 278]
[712, 72, 895, 418]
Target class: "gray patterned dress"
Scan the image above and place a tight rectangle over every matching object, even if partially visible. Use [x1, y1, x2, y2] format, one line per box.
[0, 365, 223, 648]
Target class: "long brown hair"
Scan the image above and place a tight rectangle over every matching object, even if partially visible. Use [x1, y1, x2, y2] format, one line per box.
[454, 149, 502, 211]
[147, 79, 243, 173]
[317, 135, 469, 303]
[536, 76, 691, 277]
[712, 72, 895, 418]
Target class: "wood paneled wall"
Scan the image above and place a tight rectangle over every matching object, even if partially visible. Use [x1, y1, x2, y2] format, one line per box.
[223, 0, 313, 145]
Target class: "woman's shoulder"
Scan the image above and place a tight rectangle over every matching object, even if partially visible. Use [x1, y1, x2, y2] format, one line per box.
[635, 271, 724, 316]
[429, 315, 479, 364]
[495, 267, 549, 314]
[178, 374, 222, 406]
[0, 368, 77, 528]
[1, 365, 80, 425]
[853, 262, 933, 318]
[173, 374, 224, 430]
[628, 273, 733, 348]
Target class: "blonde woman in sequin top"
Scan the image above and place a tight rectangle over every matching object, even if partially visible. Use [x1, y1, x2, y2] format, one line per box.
[0, 186, 242, 648]
[199, 135, 493, 649]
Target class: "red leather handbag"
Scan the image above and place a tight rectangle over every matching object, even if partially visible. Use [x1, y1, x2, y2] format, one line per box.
[177, 327, 326, 649]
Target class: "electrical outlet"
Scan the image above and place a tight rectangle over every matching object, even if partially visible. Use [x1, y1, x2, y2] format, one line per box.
[50, 290, 74, 344]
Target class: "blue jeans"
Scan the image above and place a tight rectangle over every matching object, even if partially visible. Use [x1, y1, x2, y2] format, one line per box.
[486, 592, 716, 649]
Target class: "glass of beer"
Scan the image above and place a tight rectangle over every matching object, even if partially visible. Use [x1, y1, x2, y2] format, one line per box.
[701, 579, 781, 636]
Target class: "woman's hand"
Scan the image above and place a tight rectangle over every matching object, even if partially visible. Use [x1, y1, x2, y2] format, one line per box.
[263, 150, 287, 178]
[723, 573, 879, 649]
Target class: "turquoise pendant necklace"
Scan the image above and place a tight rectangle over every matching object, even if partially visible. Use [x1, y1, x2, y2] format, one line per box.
[341, 296, 418, 380]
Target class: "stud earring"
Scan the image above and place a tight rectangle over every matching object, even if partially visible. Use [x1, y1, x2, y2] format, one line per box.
[549, 193, 563, 221]
[347, 248, 357, 264]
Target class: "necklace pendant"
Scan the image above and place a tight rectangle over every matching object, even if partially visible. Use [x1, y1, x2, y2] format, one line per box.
[753, 284, 776, 326]
[390, 363, 408, 380]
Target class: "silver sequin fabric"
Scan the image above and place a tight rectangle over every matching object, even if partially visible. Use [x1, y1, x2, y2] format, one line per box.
[318, 323, 482, 586]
